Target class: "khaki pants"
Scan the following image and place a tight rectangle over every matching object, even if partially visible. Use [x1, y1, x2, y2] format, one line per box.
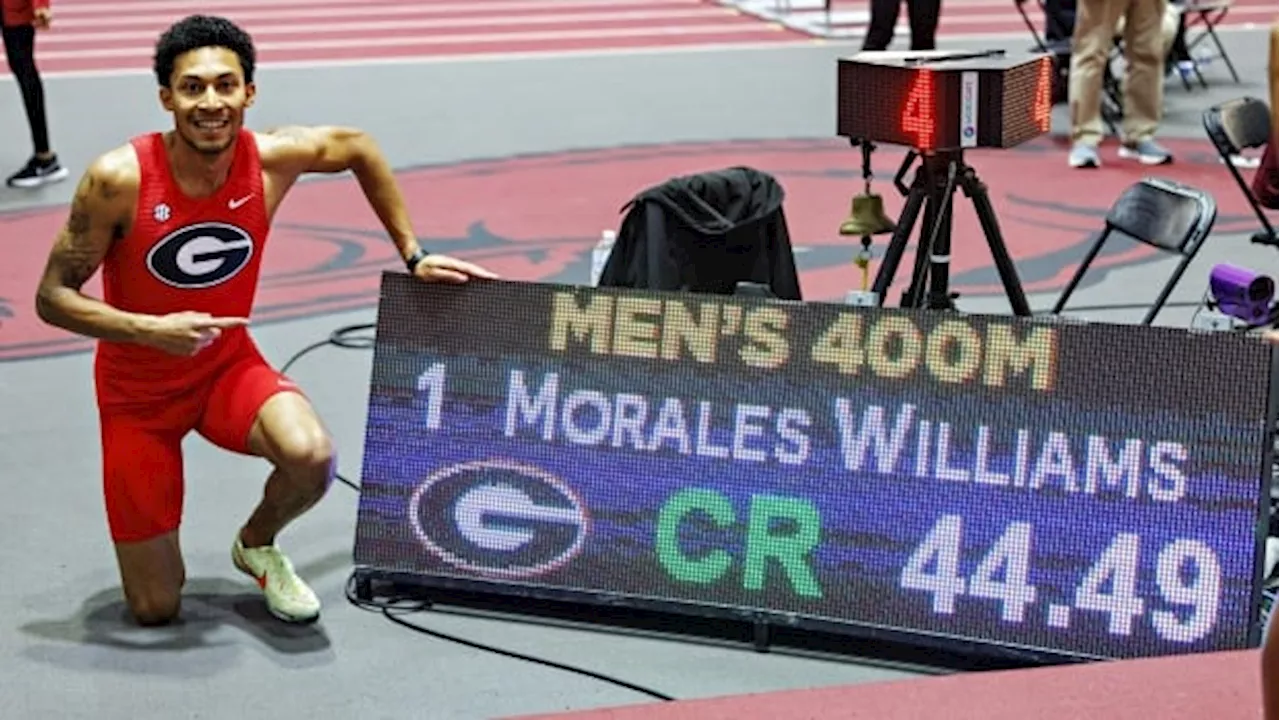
[1117, 5, 1181, 58]
[1068, 0, 1168, 145]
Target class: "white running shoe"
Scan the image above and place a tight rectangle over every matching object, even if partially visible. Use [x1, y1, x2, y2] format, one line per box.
[232, 537, 322, 623]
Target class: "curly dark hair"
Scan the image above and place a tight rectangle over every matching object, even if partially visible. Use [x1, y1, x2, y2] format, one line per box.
[153, 15, 257, 88]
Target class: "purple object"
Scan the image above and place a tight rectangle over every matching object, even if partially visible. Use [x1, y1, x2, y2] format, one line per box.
[1209, 263, 1276, 322]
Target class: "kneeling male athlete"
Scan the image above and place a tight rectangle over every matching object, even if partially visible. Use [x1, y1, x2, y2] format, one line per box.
[33, 15, 496, 626]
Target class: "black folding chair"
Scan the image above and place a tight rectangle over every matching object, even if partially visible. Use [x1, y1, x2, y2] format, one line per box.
[1051, 177, 1218, 325]
[1179, 0, 1240, 83]
[1166, 1, 1209, 90]
[1203, 96, 1277, 247]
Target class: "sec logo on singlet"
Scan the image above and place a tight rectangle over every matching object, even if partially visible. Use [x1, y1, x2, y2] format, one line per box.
[408, 459, 590, 579]
[146, 222, 254, 289]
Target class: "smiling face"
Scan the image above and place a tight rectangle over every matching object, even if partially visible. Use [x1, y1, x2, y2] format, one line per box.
[159, 46, 256, 157]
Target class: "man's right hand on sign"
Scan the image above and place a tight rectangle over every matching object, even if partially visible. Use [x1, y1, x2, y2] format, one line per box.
[139, 312, 250, 356]
[411, 252, 499, 285]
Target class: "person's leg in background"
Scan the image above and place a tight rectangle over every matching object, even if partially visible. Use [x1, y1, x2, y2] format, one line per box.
[1044, 0, 1077, 43]
[1, 19, 68, 188]
[1256, 134, 1278, 211]
[1166, 6, 1193, 74]
[1115, 0, 1173, 164]
[905, 0, 941, 50]
[862, 0, 940, 51]
[1269, 19, 1277, 137]
[1264, 606, 1277, 720]
[1162, 2, 1187, 61]
[1067, 0, 1127, 167]
[862, 0, 902, 50]
[1158, 3, 1178, 59]
[1042, 0, 1077, 105]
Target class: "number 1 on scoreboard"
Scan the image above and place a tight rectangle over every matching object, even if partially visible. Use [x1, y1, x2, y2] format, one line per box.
[416, 362, 446, 431]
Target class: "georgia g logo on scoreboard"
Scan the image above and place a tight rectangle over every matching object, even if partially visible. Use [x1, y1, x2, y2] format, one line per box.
[146, 222, 255, 289]
[409, 459, 590, 579]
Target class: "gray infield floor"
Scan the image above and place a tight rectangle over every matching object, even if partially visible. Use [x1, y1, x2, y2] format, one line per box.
[0, 28, 1276, 720]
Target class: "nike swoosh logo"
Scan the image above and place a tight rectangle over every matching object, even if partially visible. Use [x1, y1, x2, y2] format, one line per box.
[229, 194, 254, 209]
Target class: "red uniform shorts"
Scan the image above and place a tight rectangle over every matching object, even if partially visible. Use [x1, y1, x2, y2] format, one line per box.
[95, 333, 302, 544]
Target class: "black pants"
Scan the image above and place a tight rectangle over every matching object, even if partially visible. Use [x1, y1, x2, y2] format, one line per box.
[2, 22, 50, 155]
[1168, 14, 1191, 63]
[1043, 0, 1075, 43]
[862, 0, 941, 51]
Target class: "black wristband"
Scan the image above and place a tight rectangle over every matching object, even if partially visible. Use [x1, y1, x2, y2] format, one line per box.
[404, 248, 430, 273]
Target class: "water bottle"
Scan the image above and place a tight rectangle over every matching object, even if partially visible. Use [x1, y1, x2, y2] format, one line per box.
[590, 230, 616, 286]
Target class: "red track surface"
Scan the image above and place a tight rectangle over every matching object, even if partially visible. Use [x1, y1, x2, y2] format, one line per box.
[3, 0, 808, 77]
[841, 0, 1276, 39]
[2, 0, 1272, 78]
[509, 649, 1269, 720]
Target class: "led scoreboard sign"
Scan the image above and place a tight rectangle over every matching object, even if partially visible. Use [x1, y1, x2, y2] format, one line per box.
[836, 50, 1054, 151]
[352, 275, 1276, 664]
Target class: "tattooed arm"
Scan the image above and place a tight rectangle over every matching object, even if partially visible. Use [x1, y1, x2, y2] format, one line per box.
[34, 147, 150, 343]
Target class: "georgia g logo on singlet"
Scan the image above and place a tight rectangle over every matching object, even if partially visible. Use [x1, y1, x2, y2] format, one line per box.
[146, 222, 254, 288]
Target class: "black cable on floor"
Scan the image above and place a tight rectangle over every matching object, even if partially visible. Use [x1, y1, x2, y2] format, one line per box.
[281, 329, 676, 703]
[378, 610, 677, 701]
[337, 549, 677, 701]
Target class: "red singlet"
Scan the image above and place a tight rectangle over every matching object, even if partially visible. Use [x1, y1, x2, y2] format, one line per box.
[95, 129, 301, 543]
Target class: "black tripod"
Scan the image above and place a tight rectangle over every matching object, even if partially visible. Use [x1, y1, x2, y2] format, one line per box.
[870, 147, 1032, 316]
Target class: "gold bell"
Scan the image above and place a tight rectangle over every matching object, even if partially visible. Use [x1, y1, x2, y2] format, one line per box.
[839, 193, 896, 237]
